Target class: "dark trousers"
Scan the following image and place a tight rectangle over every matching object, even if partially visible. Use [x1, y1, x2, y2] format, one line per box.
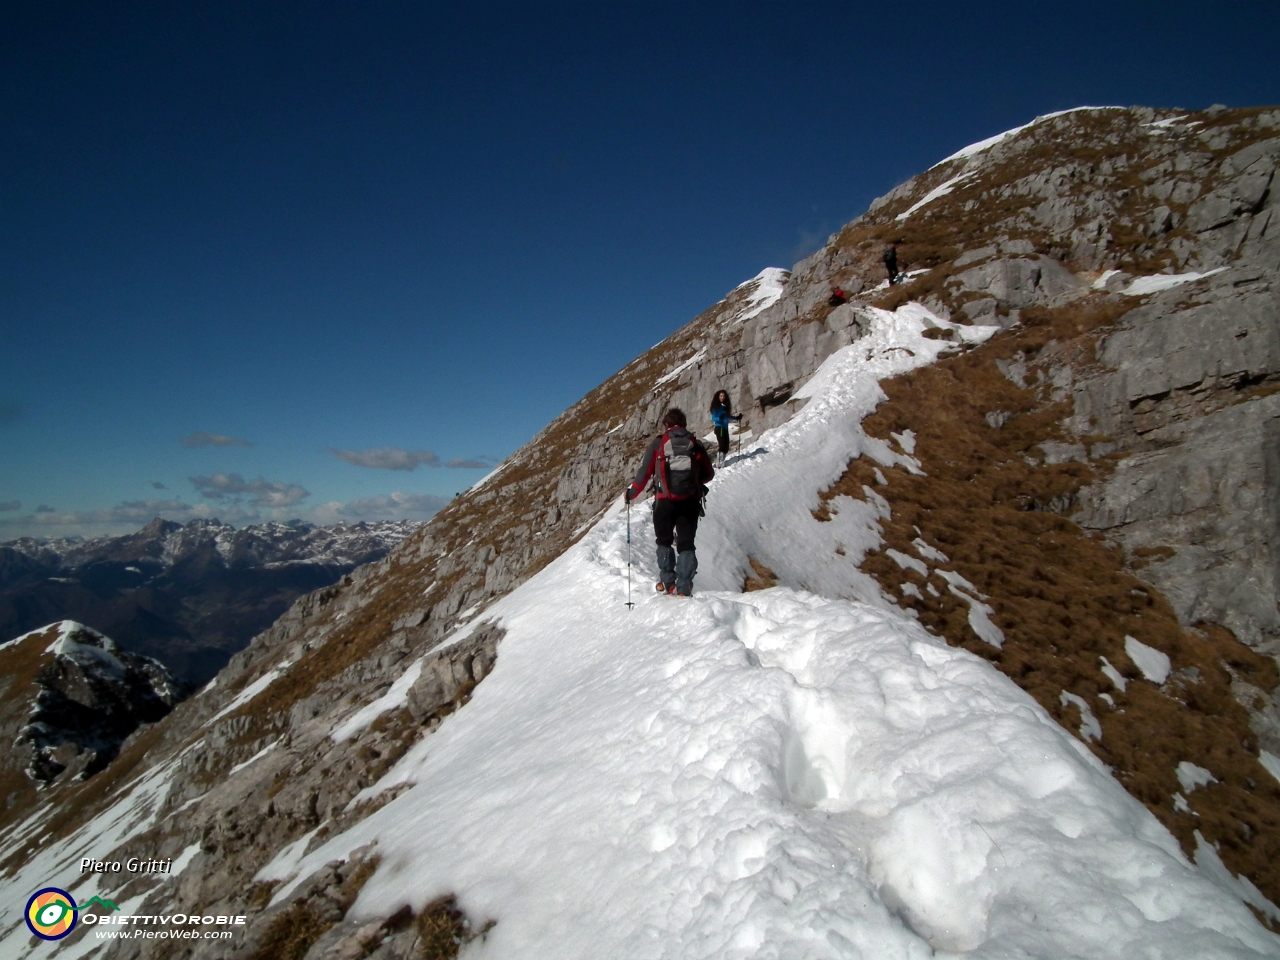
[714, 425, 731, 456]
[653, 497, 701, 593]
[653, 497, 700, 552]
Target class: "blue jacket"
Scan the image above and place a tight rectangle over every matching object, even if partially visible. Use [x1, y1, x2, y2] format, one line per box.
[710, 404, 739, 429]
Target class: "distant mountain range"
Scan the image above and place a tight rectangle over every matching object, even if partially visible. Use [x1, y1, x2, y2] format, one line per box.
[0, 518, 418, 684]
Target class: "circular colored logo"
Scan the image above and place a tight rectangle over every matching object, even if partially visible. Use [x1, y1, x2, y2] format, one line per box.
[25, 888, 78, 940]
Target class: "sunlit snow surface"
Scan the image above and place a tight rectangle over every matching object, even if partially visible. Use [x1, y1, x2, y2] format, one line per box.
[1124, 267, 1228, 296]
[0, 750, 192, 959]
[734, 267, 789, 323]
[260, 305, 1280, 959]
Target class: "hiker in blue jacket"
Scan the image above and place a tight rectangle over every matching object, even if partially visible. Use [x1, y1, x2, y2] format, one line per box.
[709, 390, 741, 468]
[624, 408, 714, 596]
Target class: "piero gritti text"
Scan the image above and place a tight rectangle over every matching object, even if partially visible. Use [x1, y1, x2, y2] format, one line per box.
[81, 857, 174, 874]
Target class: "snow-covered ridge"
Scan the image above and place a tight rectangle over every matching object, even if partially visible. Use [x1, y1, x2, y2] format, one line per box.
[931, 105, 1126, 169]
[47, 620, 127, 675]
[7, 105, 1278, 959]
[250, 305, 1279, 958]
[896, 107, 1127, 222]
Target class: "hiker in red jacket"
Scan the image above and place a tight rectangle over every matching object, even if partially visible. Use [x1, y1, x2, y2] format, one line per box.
[624, 407, 715, 596]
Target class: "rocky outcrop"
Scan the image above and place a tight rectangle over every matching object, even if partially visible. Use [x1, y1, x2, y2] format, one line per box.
[1070, 276, 1280, 659]
[0, 621, 186, 785]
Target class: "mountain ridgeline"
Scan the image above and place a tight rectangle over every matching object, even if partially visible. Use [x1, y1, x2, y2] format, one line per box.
[3, 105, 1279, 958]
[0, 518, 419, 684]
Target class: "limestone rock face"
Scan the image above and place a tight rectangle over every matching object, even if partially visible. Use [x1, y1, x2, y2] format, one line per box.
[4, 104, 1280, 955]
[952, 256, 1085, 312]
[1063, 170, 1280, 662]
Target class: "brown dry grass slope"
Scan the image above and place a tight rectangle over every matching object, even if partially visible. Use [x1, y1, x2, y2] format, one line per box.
[816, 294, 1280, 919]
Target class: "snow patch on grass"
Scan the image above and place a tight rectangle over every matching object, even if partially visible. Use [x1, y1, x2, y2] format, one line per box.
[1176, 761, 1217, 794]
[1100, 656, 1128, 692]
[1060, 692, 1102, 742]
[1126, 635, 1172, 685]
[1260, 751, 1280, 787]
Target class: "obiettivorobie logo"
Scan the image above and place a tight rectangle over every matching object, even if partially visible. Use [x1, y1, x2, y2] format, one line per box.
[24, 885, 248, 945]
[24, 888, 119, 940]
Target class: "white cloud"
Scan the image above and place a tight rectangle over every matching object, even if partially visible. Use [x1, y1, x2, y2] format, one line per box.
[330, 447, 441, 471]
[181, 431, 253, 448]
[340, 496, 450, 519]
[190, 473, 310, 508]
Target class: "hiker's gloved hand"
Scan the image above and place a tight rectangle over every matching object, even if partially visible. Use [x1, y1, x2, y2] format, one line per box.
[624, 488, 635, 503]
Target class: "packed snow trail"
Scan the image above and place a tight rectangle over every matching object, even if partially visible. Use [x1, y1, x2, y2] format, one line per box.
[257, 305, 1280, 959]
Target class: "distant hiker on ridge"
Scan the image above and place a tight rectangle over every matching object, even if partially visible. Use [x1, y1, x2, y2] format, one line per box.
[624, 408, 715, 597]
[883, 242, 901, 286]
[709, 389, 742, 469]
[827, 285, 848, 307]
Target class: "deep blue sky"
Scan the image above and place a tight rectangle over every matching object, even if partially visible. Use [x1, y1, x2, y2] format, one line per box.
[3, 1, 1277, 538]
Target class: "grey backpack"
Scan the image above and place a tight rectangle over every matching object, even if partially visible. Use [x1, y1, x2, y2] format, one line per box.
[658, 428, 700, 498]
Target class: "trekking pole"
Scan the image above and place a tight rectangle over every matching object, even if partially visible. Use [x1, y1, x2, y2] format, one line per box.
[625, 498, 635, 610]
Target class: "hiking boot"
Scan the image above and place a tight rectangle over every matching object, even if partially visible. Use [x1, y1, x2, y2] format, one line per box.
[674, 551, 697, 598]
[666, 584, 678, 595]
[656, 581, 670, 593]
